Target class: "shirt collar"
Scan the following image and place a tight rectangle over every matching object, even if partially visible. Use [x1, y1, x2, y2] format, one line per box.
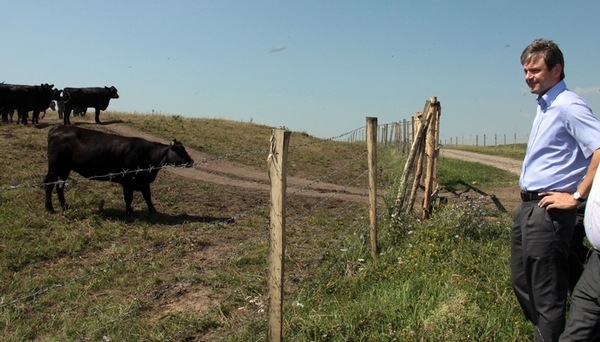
[537, 80, 567, 112]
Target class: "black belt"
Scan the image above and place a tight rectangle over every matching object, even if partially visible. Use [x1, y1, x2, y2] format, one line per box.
[521, 191, 543, 201]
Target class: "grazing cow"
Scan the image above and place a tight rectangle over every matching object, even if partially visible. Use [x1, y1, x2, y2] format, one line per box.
[0, 83, 61, 124]
[61, 86, 119, 125]
[44, 125, 194, 214]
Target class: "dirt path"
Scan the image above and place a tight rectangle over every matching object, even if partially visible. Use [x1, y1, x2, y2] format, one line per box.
[441, 149, 522, 175]
[101, 122, 370, 202]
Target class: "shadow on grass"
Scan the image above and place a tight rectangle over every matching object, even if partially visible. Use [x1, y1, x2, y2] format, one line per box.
[97, 209, 235, 225]
[30, 119, 126, 130]
[442, 180, 507, 213]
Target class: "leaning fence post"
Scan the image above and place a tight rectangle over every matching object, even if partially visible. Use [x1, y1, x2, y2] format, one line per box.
[267, 129, 291, 342]
[366, 117, 378, 258]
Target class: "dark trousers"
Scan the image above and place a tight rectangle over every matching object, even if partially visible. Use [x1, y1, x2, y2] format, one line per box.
[560, 251, 600, 341]
[569, 202, 590, 294]
[511, 200, 576, 342]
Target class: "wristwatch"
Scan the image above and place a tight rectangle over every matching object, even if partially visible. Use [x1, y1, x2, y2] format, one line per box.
[573, 191, 586, 202]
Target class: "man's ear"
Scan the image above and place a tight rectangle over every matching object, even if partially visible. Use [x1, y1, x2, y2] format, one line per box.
[552, 63, 563, 78]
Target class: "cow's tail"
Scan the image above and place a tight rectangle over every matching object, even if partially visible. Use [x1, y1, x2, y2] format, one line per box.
[62, 89, 71, 104]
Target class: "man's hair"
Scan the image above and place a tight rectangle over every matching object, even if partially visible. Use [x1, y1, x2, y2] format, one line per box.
[521, 38, 565, 80]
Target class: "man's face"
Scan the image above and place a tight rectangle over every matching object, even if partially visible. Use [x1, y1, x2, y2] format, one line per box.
[523, 53, 562, 96]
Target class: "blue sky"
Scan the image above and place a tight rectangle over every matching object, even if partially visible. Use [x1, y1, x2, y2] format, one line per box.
[2, 1, 600, 143]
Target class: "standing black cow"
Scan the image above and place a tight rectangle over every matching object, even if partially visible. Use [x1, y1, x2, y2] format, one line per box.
[61, 86, 119, 125]
[0, 83, 61, 124]
[44, 125, 194, 214]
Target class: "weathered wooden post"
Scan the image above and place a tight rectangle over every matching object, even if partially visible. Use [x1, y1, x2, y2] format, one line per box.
[402, 119, 408, 155]
[267, 129, 291, 342]
[366, 117, 378, 258]
[422, 97, 440, 219]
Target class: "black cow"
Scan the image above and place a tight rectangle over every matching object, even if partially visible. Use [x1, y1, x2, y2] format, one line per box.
[62, 86, 119, 125]
[0, 83, 61, 124]
[44, 125, 194, 214]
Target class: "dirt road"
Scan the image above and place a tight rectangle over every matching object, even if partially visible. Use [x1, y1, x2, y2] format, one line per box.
[441, 149, 522, 175]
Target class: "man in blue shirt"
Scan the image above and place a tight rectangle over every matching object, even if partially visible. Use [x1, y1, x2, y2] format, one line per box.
[512, 38, 600, 341]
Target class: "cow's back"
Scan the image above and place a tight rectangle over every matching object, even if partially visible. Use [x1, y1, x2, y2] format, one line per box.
[47, 125, 162, 179]
[63, 87, 114, 110]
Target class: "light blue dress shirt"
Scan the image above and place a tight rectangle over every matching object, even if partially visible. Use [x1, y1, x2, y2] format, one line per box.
[520, 80, 600, 192]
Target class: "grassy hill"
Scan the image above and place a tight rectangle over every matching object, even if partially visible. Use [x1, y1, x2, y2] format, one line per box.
[0, 112, 528, 341]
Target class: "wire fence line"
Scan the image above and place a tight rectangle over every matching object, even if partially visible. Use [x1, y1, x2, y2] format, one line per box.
[1, 122, 397, 340]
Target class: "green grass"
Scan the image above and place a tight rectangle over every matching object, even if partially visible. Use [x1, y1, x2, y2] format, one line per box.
[0, 112, 528, 341]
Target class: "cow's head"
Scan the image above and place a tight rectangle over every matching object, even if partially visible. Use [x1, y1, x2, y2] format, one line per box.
[106, 86, 119, 99]
[165, 139, 194, 167]
[52, 88, 63, 100]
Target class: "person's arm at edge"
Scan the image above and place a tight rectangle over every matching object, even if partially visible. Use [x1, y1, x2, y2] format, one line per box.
[539, 148, 600, 210]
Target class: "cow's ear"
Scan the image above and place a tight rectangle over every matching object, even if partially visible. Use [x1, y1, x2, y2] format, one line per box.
[171, 139, 177, 146]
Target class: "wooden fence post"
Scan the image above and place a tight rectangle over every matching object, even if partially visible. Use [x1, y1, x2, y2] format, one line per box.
[366, 117, 378, 258]
[402, 119, 408, 155]
[422, 97, 440, 219]
[267, 129, 291, 342]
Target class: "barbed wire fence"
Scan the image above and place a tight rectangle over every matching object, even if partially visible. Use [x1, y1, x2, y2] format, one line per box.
[0, 116, 422, 341]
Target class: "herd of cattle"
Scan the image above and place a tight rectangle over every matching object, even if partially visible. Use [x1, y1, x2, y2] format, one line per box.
[1, 82, 196, 214]
[0, 83, 119, 125]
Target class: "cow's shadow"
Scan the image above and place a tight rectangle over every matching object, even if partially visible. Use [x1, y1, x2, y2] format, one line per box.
[97, 209, 235, 226]
[30, 119, 126, 130]
[95, 120, 125, 125]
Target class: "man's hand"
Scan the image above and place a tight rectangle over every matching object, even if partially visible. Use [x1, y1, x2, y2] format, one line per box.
[538, 191, 580, 210]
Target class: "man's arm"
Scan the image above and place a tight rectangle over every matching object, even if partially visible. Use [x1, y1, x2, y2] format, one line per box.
[539, 148, 600, 210]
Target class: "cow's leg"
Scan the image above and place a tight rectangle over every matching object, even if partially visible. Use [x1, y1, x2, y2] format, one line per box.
[94, 108, 102, 124]
[140, 184, 156, 213]
[44, 174, 56, 213]
[63, 108, 72, 125]
[122, 184, 135, 214]
[1, 108, 7, 123]
[32, 110, 39, 124]
[56, 178, 68, 210]
[19, 108, 27, 125]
